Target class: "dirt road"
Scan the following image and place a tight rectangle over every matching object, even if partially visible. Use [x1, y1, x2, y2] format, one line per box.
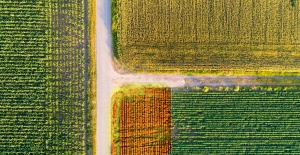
[97, 0, 112, 154]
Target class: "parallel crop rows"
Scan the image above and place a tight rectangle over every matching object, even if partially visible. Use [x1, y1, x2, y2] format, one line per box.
[46, 0, 87, 153]
[112, 87, 171, 155]
[0, 0, 88, 154]
[0, 1, 48, 153]
[115, 0, 300, 74]
[120, 0, 300, 45]
[171, 90, 300, 154]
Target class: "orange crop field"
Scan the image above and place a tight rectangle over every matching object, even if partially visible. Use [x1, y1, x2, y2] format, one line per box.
[112, 87, 171, 155]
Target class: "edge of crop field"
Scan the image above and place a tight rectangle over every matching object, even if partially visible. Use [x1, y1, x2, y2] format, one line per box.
[111, 0, 120, 60]
[112, 84, 168, 95]
[173, 85, 300, 92]
[132, 69, 300, 77]
[88, 0, 97, 154]
[111, 0, 133, 74]
[111, 92, 122, 155]
[178, 70, 300, 77]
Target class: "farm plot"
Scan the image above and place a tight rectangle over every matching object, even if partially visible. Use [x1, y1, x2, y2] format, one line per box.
[47, 0, 89, 154]
[112, 86, 172, 155]
[113, 0, 300, 75]
[0, 0, 92, 154]
[0, 1, 49, 153]
[171, 87, 300, 154]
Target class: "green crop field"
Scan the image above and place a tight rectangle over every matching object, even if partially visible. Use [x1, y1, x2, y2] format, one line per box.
[112, 85, 300, 154]
[113, 0, 300, 75]
[171, 87, 300, 154]
[0, 0, 93, 154]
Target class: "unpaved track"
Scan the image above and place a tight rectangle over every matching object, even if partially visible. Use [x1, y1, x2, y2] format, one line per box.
[96, 0, 112, 154]
[96, 0, 299, 154]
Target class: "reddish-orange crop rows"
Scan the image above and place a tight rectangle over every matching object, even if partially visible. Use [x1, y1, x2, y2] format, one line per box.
[112, 87, 171, 155]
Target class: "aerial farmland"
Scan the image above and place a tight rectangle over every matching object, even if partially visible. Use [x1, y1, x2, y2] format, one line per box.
[108, 0, 300, 155]
[1, 0, 300, 154]
[112, 85, 300, 154]
[0, 0, 96, 154]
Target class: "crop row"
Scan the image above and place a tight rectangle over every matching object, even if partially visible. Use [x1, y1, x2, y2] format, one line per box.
[118, 0, 300, 46]
[114, 0, 300, 74]
[171, 89, 300, 154]
[112, 87, 172, 155]
[0, 1, 48, 153]
[0, 0, 88, 154]
[46, 0, 87, 154]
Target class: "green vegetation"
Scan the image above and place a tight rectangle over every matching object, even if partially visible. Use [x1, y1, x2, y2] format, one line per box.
[0, 0, 93, 154]
[88, 0, 97, 154]
[112, 0, 120, 59]
[0, 1, 49, 153]
[254, 77, 300, 85]
[47, 0, 89, 153]
[113, 0, 300, 75]
[171, 86, 300, 154]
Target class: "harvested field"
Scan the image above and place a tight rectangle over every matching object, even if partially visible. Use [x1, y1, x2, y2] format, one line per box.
[112, 86, 171, 155]
[113, 0, 300, 75]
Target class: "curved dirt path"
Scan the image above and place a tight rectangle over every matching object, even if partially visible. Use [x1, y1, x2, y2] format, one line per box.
[96, 0, 300, 154]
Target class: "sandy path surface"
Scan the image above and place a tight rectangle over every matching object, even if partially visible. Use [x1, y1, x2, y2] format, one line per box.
[96, 0, 112, 154]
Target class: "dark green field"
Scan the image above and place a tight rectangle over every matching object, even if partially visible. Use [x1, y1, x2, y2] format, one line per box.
[171, 87, 300, 154]
[0, 0, 91, 154]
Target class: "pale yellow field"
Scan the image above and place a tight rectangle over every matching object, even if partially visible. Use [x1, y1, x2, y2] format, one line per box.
[113, 0, 300, 75]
